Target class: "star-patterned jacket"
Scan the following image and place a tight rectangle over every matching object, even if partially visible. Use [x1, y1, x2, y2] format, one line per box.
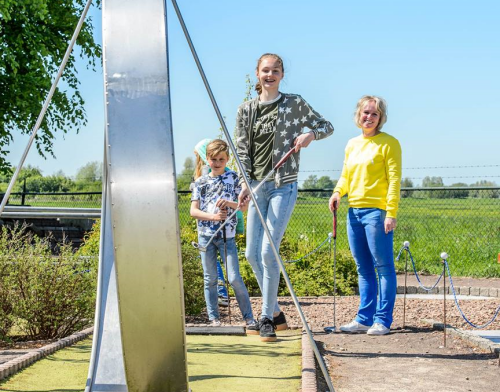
[235, 93, 334, 187]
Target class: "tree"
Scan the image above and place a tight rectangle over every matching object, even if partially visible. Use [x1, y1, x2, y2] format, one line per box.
[316, 176, 335, 190]
[422, 176, 445, 198]
[75, 161, 102, 183]
[401, 177, 414, 198]
[470, 180, 499, 199]
[301, 175, 318, 189]
[177, 157, 195, 191]
[449, 182, 469, 199]
[422, 176, 444, 187]
[0, 1, 101, 173]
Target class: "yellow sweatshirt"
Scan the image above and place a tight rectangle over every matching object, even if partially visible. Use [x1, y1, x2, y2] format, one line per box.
[334, 132, 402, 218]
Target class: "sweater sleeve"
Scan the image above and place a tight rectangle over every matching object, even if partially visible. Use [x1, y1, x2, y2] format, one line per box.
[333, 146, 349, 197]
[385, 138, 402, 218]
[235, 104, 252, 181]
[299, 96, 334, 140]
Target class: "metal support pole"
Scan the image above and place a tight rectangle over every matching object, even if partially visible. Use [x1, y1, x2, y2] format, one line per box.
[403, 245, 409, 329]
[170, 1, 335, 390]
[0, 0, 94, 216]
[441, 252, 448, 348]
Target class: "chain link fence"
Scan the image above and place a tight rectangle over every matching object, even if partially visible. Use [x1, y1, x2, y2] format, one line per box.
[179, 187, 500, 278]
[3, 188, 498, 278]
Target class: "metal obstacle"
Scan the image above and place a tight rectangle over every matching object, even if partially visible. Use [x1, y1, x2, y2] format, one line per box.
[86, 0, 188, 390]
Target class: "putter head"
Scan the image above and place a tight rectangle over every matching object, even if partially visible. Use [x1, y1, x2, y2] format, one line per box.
[323, 326, 336, 334]
[191, 241, 207, 252]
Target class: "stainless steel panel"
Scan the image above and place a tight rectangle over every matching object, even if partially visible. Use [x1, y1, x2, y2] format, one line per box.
[101, 0, 188, 391]
[86, 176, 127, 392]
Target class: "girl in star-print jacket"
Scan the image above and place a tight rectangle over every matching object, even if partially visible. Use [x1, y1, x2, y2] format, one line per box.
[235, 92, 334, 187]
[235, 53, 334, 342]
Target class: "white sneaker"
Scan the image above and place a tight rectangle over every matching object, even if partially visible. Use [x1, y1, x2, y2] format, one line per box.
[211, 319, 221, 327]
[367, 322, 390, 335]
[339, 320, 371, 333]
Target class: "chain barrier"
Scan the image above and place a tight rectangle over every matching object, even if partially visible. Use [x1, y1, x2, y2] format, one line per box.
[396, 245, 444, 291]
[443, 259, 500, 329]
[284, 233, 332, 263]
[399, 243, 500, 329]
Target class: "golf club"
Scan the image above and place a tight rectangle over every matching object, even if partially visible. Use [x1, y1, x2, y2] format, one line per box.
[221, 214, 231, 324]
[324, 200, 338, 334]
[192, 147, 296, 252]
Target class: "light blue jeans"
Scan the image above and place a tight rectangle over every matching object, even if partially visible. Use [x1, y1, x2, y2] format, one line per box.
[347, 208, 396, 328]
[246, 180, 298, 320]
[198, 234, 253, 321]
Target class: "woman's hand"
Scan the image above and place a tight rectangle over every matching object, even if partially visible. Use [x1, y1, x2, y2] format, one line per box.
[293, 132, 315, 152]
[329, 192, 340, 213]
[384, 217, 397, 234]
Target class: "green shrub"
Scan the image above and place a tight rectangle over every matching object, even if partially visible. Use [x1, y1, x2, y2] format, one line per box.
[77, 219, 101, 257]
[0, 224, 97, 340]
[180, 224, 205, 315]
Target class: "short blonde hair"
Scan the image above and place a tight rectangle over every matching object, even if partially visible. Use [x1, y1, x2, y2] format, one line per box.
[206, 139, 229, 160]
[354, 95, 388, 132]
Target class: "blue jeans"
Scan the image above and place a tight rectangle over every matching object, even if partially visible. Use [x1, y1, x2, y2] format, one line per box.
[246, 181, 298, 320]
[198, 234, 253, 321]
[347, 208, 396, 328]
[217, 261, 228, 298]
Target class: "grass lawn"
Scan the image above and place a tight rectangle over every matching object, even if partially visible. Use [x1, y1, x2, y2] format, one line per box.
[0, 331, 302, 391]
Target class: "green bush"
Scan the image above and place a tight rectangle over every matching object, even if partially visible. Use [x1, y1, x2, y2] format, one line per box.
[277, 234, 358, 296]
[180, 224, 206, 315]
[0, 224, 97, 340]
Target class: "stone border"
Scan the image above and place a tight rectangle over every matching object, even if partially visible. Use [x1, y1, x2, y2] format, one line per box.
[397, 285, 500, 298]
[0, 327, 94, 381]
[301, 330, 317, 392]
[422, 318, 500, 356]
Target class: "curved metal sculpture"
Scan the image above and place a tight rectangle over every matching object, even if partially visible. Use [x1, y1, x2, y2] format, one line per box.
[86, 0, 188, 390]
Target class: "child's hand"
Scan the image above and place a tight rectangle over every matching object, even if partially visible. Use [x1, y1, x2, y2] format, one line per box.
[216, 198, 229, 210]
[213, 208, 227, 221]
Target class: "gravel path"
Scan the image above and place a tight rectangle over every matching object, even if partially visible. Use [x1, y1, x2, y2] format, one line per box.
[187, 295, 500, 332]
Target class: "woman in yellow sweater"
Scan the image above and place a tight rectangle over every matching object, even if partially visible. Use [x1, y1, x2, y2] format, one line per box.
[329, 95, 401, 335]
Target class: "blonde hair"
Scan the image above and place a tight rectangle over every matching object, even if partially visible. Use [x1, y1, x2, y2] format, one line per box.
[193, 151, 205, 179]
[354, 95, 388, 132]
[255, 53, 285, 95]
[206, 139, 230, 160]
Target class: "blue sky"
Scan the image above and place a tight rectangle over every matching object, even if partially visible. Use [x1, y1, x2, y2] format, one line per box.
[7, 0, 499, 186]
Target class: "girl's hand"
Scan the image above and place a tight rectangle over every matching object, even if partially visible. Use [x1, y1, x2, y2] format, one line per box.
[293, 132, 315, 152]
[329, 192, 340, 213]
[384, 217, 397, 234]
[238, 185, 250, 208]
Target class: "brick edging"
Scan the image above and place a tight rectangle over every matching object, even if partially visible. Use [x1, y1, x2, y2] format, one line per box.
[0, 326, 94, 381]
[301, 330, 318, 392]
[397, 285, 500, 298]
[422, 318, 500, 356]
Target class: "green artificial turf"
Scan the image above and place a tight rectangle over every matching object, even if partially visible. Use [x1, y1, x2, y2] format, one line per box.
[0, 331, 302, 391]
[0, 339, 92, 391]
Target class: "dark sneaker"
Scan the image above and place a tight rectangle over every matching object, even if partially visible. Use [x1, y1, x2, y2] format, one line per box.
[259, 318, 277, 342]
[245, 319, 259, 335]
[218, 297, 229, 307]
[273, 311, 288, 331]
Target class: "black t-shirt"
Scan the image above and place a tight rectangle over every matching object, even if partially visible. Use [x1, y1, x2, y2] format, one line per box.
[251, 95, 284, 180]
